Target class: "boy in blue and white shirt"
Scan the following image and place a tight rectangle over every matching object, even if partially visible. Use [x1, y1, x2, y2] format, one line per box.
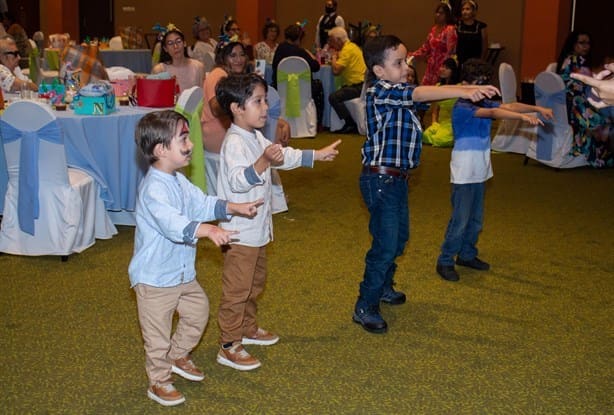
[436, 59, 553, 282]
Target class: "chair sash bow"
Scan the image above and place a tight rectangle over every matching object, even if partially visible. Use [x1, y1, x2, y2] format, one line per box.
[0, 120, 63, 235]
[277, 69, 310, 118]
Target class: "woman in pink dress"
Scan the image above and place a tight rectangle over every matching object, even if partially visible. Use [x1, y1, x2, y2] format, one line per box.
[409, 3, 458, 85]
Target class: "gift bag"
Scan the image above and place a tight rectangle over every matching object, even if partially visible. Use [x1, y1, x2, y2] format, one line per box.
[136, 78, 176, 107]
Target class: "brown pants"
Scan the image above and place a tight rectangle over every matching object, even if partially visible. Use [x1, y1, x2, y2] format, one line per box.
[218, 244, 267, 344]
[135, 280, 209, 385]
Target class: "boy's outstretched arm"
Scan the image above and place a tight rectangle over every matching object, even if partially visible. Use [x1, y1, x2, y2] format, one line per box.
[314, 139, 342, 161]
[500, 102, 554, 120]
[475, 107, 545, 126]
[413, 85, 501, 103]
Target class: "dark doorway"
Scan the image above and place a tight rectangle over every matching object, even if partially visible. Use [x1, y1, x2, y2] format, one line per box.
[79, 0, 114, 40]
[6, 0, 40, 35]
[573, 0, 614, 66]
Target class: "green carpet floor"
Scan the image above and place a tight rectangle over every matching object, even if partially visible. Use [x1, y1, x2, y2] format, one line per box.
[1, 133, 612, 414]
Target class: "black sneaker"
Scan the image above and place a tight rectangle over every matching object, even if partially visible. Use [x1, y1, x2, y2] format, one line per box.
[456, 257, 490, 271]
[352, 306, 388, 333]
[380, 287, 406, 305]
[436, 264, 460, 282]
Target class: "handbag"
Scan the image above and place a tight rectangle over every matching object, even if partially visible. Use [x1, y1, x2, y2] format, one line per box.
[136, 78, 176, 107]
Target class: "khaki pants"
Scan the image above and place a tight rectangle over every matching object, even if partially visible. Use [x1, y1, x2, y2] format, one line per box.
[218, 244, 267, 344]
[135, 279, 209, 385]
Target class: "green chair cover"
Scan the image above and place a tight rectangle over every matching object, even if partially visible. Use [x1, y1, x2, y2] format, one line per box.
[175, 99, 207, 192]
[278, 69, 310, 118]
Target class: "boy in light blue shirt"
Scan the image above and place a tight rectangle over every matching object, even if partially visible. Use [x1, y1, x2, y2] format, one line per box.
[129, 110, 262, 407]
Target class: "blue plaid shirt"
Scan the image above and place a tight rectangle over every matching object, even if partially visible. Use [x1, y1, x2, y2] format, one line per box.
[361, 79, 423, 170]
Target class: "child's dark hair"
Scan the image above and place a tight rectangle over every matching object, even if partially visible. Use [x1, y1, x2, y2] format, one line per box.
[439, 58, 460, 85]
[362, 34, 404, 85]
[214, 41, 246, 68]
[215, 73, 268, 119]
[460, 58, 492, 85]
[135, 110, 188, 164]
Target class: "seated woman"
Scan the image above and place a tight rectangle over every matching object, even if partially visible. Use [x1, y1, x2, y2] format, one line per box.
[0, 35, 37, 93]
[423, 58, 460, 147]
[254, 19, 280, 64]
[152, 25, 205, 93]
[557, 31, 613, 168]
[221, 17, 254, 61]
[188, 17, 217, 67]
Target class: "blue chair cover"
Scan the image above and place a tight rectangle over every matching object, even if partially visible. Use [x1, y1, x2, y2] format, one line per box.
[0, 120, 63, 235]
[534, 85, 566, 161]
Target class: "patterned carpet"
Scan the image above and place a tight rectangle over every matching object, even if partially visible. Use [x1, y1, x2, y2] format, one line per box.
[1, 133, 612, 414]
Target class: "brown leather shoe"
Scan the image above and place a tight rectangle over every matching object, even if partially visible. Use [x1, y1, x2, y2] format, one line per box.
[172, 355, 205, 381]
[147, 382, 185, 406]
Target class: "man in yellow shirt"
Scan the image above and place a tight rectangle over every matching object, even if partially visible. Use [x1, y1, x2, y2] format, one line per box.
[328, 26, 367, 134]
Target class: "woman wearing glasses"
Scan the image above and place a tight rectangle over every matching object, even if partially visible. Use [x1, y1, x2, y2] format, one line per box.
[557, 31, 613, 168]
[152, 27, 205, 93]
[0, 35, 36, 93]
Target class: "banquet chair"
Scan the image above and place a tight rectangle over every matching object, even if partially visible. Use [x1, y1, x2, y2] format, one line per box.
[491, 62, 536, 154]
[277, 56, 317, 138]
[0, 101, 117, 259]
[525, 71, 588, 168]
[202, 52, 215, 74]
[261, 86, 288, 214]
[175, 86, 206, 192]
[344, 82, 367, 135]
[108, 36, 124, 50]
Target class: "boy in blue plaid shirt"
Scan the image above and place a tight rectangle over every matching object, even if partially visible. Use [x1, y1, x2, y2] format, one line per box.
[355, 35, 500, 333]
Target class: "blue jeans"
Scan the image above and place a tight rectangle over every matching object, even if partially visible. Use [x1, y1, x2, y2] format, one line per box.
[357, 172, 409, 309]
[437, 182, 485, 266]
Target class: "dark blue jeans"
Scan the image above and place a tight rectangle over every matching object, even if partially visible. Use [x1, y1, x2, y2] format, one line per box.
[357, 172, 409, 309]
[437, 182, 485, 266]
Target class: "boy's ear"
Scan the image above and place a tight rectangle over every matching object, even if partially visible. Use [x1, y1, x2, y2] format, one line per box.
[372, 64, 385, 79]
[230, 102, 242, 116]
[153, 143, 166, 159]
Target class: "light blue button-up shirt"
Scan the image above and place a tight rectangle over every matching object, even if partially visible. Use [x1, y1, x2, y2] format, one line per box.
[128, 167, 227, 288]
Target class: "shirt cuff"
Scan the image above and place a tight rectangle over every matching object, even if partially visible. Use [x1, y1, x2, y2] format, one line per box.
[214, 199, 228, 220]
[301, 150, 314, 168]
[244, 165, 263, 185]
[183, 221, 199, 243]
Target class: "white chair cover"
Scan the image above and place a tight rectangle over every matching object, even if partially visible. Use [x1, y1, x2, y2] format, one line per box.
[202, 52, 215, 74]
[109, 36, 124, 50]
[260, 86, 288, 213]
[492, 63, 536, 154]
[344, 82, 367, 135]
[0, 101, 116, 257]
[525, 71, 588, 168]
[277, 56, 317, 138]
[545, 62, 557, 73]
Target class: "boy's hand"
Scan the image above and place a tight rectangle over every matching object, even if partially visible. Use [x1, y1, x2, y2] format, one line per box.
[463, 85, 501, 102]
[275, 119, 291, 147]
[200, 224, 239, 246]
[538, 107, 554, 120]
[229, 199, 264, 218]
[315, 139, 342, 161]
[521, 114, 544, 126]
[263, 143, 284, 166]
